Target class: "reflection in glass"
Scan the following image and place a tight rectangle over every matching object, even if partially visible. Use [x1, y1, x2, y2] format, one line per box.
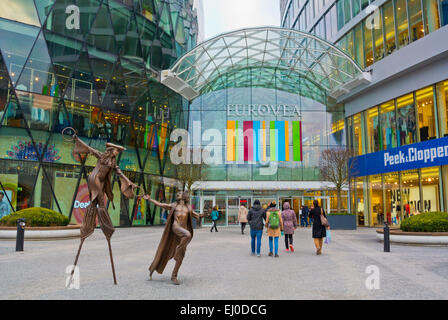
[379, 100, 397, 150]
[383, 1, 396, 55]
[408, 0, 424, 42]
[416, 86, 436, 141]
[395, 0, 410, 48]
[363, 20, 373, 67]
[373, 7, 385, 62]
[384, 172, 400, 226]
[396, 93, 416, 147]
[423, 0, 440, 33]
[420, 167, 440, 212]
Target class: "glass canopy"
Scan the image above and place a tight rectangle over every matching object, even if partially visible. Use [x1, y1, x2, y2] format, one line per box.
[161, 26, 371, 101]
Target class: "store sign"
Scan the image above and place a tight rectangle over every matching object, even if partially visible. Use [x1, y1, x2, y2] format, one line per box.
[226, 104, 301, 117]
[350, 136, 448, 177]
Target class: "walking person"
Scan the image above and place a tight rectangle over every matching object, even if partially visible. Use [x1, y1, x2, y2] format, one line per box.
[308, 200, 329, 255]
[247, 200, 266, 257]
[265, 206, 284, 257]
[281, 202, 297, 252]
[210, 206, 219, 232]
[300, 205, 309, 228]
[238, 204, 248, 234]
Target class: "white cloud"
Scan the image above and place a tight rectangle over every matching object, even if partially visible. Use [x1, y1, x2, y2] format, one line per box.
[202, 0, 281, 39]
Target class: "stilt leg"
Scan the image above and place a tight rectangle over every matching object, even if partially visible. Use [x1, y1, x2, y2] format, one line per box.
[68, 238, 85, 286]
[107, 239, 117, 285]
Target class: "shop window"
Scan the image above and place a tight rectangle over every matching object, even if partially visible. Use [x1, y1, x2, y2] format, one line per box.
[354, 177, 366, 226]
[408, 0, 424, 42]
[396, 93, 417, 147]
[423, 0, 440, 34]
[353, 113, 364, 156]
[436, 81, 448, 137]
[379, 100, 397, 150]
[344, 0, 352, 23]
[366, 106, 380, 153]
[384, 172, 401, 226]
[373, 8, 385, 62]
[369, 174, 384, 226]
[395, 0, 410, 48]
[383, 1, 397, 56]
[363, 20, 374, 67]
[352, 0, 361, 17]
[441, 0, 448, 26]
[353, 24, 364, 68]
[337, 0, 345, 30]
[361, 0, 369, 10]
[421, 167, 441, 212]
[416, 86, 436, 141]
[401, 169, 420, 222]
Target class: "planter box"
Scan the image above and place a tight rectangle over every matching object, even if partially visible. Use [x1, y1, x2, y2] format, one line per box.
[327, 215, 357, 230]
[0, 225, 80, 240]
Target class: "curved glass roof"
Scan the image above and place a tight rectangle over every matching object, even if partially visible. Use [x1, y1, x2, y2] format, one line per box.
[161, 26, 371, 101]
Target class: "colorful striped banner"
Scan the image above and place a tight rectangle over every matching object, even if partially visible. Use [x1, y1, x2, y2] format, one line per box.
[226, 120, 302, 162]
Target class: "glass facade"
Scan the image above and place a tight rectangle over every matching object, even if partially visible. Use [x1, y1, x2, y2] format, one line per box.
[282, 0, 447, 69]
[0, 0, 199, 227]
[348, 79, 448, 226]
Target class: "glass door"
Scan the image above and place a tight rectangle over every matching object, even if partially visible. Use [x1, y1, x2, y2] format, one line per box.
[227, 197, 239, 225]
[201, 196, 215, 225]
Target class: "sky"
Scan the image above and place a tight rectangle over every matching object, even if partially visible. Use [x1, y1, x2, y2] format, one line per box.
[202, 0, 281, 40]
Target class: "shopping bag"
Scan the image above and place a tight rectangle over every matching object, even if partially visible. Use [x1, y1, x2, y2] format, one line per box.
[325, 230, 331, 244]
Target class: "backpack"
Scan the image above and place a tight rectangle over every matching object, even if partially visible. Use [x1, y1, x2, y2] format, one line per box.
[269, 210, 280, 229]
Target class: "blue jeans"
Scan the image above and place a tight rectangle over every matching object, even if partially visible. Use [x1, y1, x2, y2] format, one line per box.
[269, 236, 279, 255]
[300, 217, 308, 227]
[250, 229, 263, 254]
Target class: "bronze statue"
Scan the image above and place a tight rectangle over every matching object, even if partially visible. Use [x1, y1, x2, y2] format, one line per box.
[142, 191, 204, 285]
[69, 133, 138, 285]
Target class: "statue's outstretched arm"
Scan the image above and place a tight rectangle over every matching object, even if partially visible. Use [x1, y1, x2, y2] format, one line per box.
[73, 135, 102, 159]
[142, 194, 172, 211]
[191, 210, 205, 220]
[114, 166, 138, 198]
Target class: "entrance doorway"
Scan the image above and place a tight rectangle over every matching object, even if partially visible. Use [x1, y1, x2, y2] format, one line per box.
[201, 196, 226, 226]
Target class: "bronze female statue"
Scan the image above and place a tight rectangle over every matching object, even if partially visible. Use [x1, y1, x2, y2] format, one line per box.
[142, 191, 204, 285]
[70, 134, 138, 285]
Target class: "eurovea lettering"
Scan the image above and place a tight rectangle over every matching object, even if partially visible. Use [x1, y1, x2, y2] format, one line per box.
[226, 104, 301, 117]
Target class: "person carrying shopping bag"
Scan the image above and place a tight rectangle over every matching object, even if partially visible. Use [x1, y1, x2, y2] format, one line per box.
[265, 207, 284, 257]
[281, 202, 297, 252]
[308, 200, 329, 255]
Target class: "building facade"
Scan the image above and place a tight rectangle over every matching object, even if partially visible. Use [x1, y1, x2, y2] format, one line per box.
[282, 0, 448, 227]
[0, 0, 200, 227]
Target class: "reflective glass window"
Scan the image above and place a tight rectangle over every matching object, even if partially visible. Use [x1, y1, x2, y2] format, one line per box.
[441, 0, 448, 26]
[379, 100, 397, 150]
[337, 0, 345, 29]
[436, 80, 448, 137]
[354, 177, 366, 226]
[420, 167, 441, 212]
[369, 174, 384, 226]
[416, 86, 436, 141]
[361, 0, 369, 10]
[396, 93, 417, 147]
[353, 112, 364, 156]
[0, 0, 41, 27]
[408, 0, 424, 42]
[423, 0, 440, 33]
[366, 106, 380, 153]
[363, 20, 374, 67]
[354, 24, 364, 68]
[384, 172, 400, 226]
[395, 0, 410, 48]
[352, 0, 360, 17]
[373, 7, 385, 62]
[401, 169, 420, 220]
[344, 0, 352, 23]
[383, 1, 397, 55]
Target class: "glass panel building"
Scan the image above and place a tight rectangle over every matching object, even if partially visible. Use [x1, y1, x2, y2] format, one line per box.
[282, 0, 448, 227]
[0, 0, 200, 227]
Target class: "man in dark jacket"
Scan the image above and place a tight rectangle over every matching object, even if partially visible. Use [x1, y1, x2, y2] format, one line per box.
[247, 200, 266, 257]
[301, 205, 309, 227]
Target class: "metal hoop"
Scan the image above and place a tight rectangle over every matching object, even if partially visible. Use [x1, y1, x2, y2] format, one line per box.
[61, 127, 77, 142]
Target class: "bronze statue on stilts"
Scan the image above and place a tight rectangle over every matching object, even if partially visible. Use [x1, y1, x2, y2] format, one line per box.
[141, 191, 205, 285]
[65, 128, 138, 285]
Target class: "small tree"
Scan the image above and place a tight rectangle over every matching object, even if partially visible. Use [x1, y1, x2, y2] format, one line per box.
[319, 148, 353, 213]
[175, 162, 206, 194]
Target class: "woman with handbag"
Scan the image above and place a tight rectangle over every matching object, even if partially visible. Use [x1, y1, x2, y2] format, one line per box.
[308, 200, 329, 255]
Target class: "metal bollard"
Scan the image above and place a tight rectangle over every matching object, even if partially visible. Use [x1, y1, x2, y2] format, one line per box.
[16, 218, 26, 252]
[383, 221, 390, 252]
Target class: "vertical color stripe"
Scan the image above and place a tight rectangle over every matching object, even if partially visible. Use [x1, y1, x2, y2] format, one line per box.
[270, 121, 276, 161]
[285, 121, 289, 161]
[235, 121, 239, 161]
[262, 121, 266, 161]
[293, 121, 300, 161]
[300, 121, 303, 161]
[277, 121, 285, 161]
[243, 121, 253, 161]
[253, 121, 260, 161]
[227, 120, 235, 161]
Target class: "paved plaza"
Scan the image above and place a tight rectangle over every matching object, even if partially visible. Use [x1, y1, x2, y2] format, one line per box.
[1, 226, 448, 300]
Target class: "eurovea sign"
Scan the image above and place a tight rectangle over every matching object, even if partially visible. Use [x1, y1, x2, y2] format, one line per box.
[350, 136, 448, 177]
[226, 104, 302, 117]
